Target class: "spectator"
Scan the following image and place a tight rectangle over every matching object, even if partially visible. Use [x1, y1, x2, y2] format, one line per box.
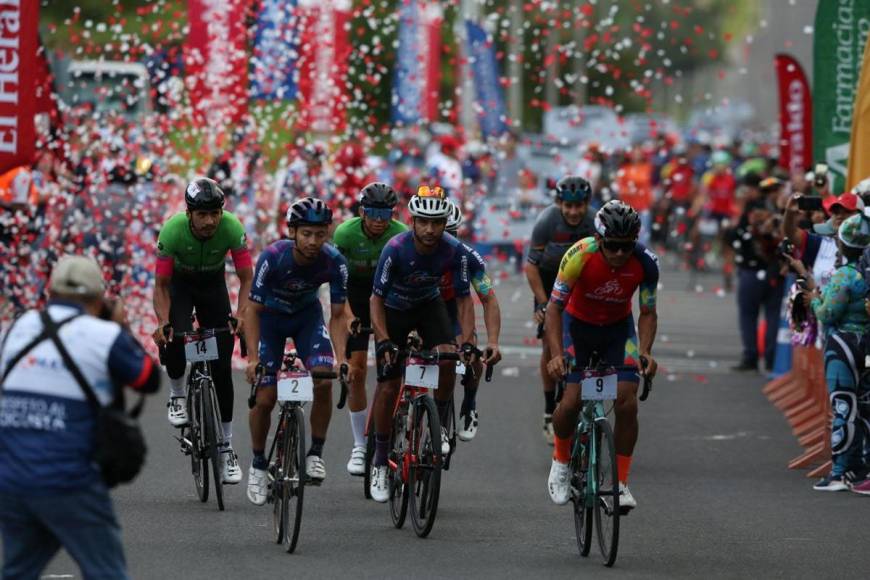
[783, 192, 863, 298]
[729, 196, 786, 372]
[0, 254, 160, 579]
[786, 215, 870, 491]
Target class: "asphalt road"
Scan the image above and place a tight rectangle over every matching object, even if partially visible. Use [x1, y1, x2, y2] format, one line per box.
[29, 263, 870, 579]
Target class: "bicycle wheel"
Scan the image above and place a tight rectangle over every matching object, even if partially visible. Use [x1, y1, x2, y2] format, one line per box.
[409, 396, 442, 538]
[201, 383, 224, 511]
[272, 411, 287, 545]
[388, 406, 409, 529]
[571, 430, 593, 557]
[594, 418, 620, 567]
[189, 387, 208, 503]
[363, 427, 374, 499]
[283, 406, 306, 553]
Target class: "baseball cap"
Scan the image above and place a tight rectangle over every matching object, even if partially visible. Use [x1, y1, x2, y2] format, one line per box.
[823, 192, 864, 213]
[49, 255, 105, 297]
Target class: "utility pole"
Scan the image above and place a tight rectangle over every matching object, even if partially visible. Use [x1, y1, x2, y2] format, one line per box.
[507, 0, 524, 130]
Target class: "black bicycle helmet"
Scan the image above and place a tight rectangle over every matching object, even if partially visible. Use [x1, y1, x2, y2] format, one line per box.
[360, 182, 399, 208]
[555, 175, 592, 203]
[286, 197, 333, 226]
[185, 177, 225, 211]
[594, 200, 641, 239]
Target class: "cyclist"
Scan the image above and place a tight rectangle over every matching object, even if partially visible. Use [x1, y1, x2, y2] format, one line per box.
[243, 197, 350, 504]
[525, 176, 596, 444]
[152, 177, 253, 485]
[367, 188, 475, 502]
[332, 182, 407, 476]
[691, 149, 737, 289]
[443, 200, 502, 440]
[544, 200, 660, 510]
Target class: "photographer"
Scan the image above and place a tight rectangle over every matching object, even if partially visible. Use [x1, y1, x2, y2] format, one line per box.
[0, 255, 160, 579]
[782, 192, 863, 298]
[729, 195, 786, 372]
[785, 215, 870, 491]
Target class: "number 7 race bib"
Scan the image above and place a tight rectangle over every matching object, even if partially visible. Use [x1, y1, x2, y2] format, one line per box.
[277, 371, 315, 402]
[580, 369, 618, 401]
[404, 358, 439, 390]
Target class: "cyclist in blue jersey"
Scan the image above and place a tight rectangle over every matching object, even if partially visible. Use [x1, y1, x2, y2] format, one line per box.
[368, 189, 475, 502]
[243, 198, 350, 505]
[442, 200, 502, 441]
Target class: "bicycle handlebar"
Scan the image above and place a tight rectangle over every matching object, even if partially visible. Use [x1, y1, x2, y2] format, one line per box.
[638, 356, 653, 402]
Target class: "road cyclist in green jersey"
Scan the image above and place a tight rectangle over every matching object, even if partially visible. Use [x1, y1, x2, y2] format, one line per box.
[152, 177, 254, 485]
[332, 182, 407, 476]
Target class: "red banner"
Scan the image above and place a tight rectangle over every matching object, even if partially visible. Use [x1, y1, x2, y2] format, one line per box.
[422, 4, 443, 122]
[775, 53, 813, 175]
[185, 0, 250, 130]
[296, 0, 351, 134]
[0, 0, 38, 174]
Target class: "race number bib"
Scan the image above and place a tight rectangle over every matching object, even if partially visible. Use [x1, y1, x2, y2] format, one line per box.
[277, 371, 314, 402]
[456, 361, 467, 375]
[581, 370, 617, 401]
[405, 359, 439, 390]
[184, 333, 219, 362]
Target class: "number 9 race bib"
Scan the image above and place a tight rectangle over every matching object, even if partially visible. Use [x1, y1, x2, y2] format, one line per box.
[580, 369, 618, 401]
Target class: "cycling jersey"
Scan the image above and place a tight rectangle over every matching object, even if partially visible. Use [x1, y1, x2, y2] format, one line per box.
[440, 243, 494, 301]
[372, 231, 470, 311]
[155, 211, 251, 277]
[527, 204, 596, 273]
[701, 170, 736, 217]
[332, 217, 407, 293]
[660, 161, 694, 203]
[550, 237, 659, 325]
[250, 240, 348, 315]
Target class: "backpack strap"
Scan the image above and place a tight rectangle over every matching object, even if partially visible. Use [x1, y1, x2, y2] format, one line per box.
[38, 311, 102, 409]
[1, 313, 83, 388]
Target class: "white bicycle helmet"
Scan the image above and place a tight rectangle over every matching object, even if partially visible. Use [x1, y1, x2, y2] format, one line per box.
[446, 200, 464, 233]
[408, 194, 451, 219]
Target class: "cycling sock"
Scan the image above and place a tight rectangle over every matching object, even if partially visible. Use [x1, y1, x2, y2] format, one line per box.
[617, 454, 633, 483]
[169, 376, 186, 399]
[252, 451, 268, 470]
[544, 390, 556, 414]
[221, 422, 232, 447]
[308, 436, 325, 458]
[461, 386, 478, 415]
[350, 410, 367, 448]
[374, 433, 390, 467]
[553, 435, 571, 464]
[435, 399, 451, 425]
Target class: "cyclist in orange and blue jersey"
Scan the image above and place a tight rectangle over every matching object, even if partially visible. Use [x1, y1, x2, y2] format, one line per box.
[543, 200, 660, 511]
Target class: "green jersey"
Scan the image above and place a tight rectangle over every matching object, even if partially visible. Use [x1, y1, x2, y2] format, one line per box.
[332, 217, 407, 292]
[156, 211, 248, 276]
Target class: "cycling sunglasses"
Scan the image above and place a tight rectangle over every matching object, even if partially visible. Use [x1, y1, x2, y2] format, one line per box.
[601, 239, 636, 253]
[362, 206, 394, 221]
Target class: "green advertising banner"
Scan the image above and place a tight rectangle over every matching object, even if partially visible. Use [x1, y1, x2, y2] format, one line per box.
[813, 0, 870, 193]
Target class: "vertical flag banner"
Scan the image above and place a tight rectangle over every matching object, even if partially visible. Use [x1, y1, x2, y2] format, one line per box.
[296, 0, 351, 133]
[774, 54, 812, 176]
[846, 33, 870, 191]
[251, 0, 299, 100]
[392, 0, 423, 125]
[465, 20, 508, 138]
[392, 1, 442, 125]
[185, 0, 250, 128]
[812, 1, 870, 193]
[0, 0, 38, 174]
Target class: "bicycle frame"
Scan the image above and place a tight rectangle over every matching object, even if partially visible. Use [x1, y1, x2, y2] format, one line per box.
[572, 400, 607, 507]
